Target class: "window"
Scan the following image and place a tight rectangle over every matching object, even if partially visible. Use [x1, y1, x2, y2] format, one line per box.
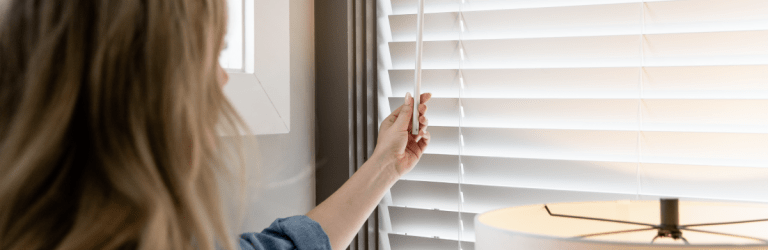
[220, 0, 243, 70]
[219, 0, 290, 135]
[377, 0, 768, 249]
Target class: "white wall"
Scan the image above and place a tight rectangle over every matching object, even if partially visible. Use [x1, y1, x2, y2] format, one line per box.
[234, 0, 316, 233]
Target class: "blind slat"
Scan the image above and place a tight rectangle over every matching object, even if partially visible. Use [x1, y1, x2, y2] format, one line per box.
[388, 233, 475, 250]
[389, 206, 476, 241]
[426, 126, 768, 167]
[390, 97, 768, 133]
[639, 163, 768, 202]
[426, 126, 641, 162]
[402, 154, 768, 202]
[402, 154, 640, 194]
[390, 31, 768, 69]
[389, 36, 643, 69]
[390, 3, 642, 41]
[390, 0, 768, 41]
[390, 0, 679, 15]
[391, 180, 646, 214]
[388, 66, 768, 99]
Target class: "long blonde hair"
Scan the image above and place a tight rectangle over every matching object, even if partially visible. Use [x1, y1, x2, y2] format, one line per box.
[0, 0, 249, 249]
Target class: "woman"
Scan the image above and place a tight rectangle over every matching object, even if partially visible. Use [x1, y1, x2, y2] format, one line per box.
[0, 0, 431, 249]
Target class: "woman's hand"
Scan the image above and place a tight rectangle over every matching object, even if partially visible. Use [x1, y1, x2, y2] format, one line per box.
[307, 92, 431, 250]
[372, 92, 431, 178]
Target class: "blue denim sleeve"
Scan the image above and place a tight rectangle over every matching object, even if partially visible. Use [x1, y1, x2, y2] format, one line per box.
[239, 215, 332, 250]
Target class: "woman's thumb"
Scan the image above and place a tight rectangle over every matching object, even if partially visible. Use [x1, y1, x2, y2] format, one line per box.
[394, 93, 413, 130]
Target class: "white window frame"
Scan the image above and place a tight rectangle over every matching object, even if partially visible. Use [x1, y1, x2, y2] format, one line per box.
[220, 0, 290, 135]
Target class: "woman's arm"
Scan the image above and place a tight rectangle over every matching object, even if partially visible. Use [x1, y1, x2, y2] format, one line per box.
[306, 92, 431, 250]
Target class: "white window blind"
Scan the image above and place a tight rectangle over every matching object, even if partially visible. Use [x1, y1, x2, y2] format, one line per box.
[376, 0, 768, 249]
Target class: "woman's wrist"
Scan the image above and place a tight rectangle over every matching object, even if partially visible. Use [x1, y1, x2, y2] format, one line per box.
[365, 152, 401, 186]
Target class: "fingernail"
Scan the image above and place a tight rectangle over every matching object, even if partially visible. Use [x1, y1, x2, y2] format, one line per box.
[406, 92, 412, 105]
[416, 136, 422, 142]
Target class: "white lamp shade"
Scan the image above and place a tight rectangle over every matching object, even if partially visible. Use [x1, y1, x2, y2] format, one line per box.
[476, 200, 768, 249]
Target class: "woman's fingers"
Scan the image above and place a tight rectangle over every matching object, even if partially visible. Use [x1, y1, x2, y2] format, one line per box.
[392, 93, 428, 121]
[417, 131, 431, 156]
[418, 104, 427, 116]
[394, 93, 415, 131]
[415, 116, 428, 142]
[415, 131, 423, 143]
[388, 93, 413, 120]
[420, 93, 432, 104]
[384, 93, 429, 133]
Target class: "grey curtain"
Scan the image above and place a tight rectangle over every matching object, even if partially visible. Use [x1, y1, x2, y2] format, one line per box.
[315, 0, 378, 249]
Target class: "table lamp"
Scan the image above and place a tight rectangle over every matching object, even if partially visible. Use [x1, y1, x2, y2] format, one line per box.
[476, 199, 768, 249]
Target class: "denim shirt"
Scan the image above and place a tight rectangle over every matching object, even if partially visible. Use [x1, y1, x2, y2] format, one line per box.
[239, 215, 332, 250]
